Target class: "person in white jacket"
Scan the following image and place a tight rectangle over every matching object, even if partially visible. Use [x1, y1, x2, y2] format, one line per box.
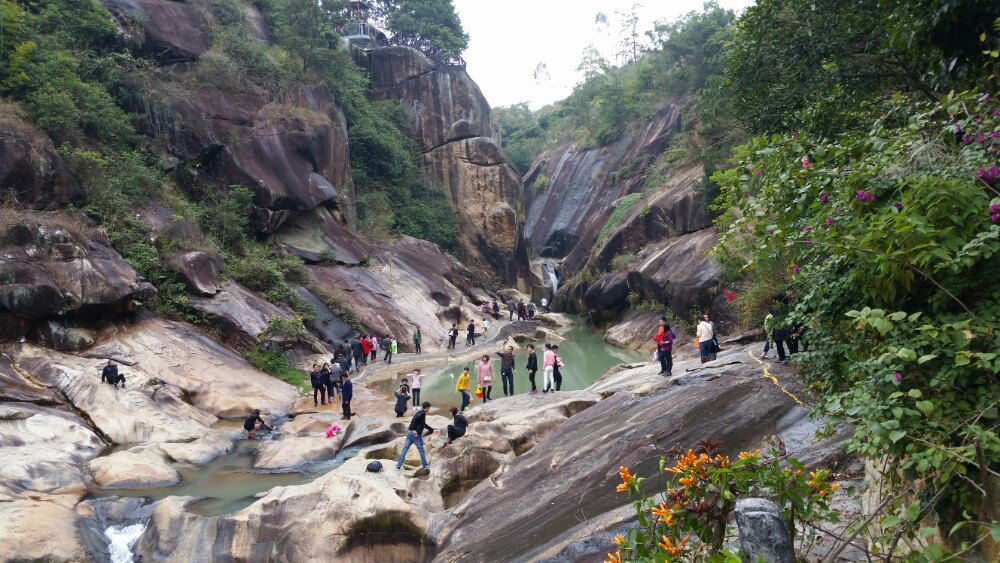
[696, 317, 715, 364]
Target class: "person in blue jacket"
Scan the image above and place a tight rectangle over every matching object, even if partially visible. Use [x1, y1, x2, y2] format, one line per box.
[340, 372, 355, 419]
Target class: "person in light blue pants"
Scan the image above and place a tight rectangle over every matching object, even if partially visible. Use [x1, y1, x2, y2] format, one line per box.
[396, 402, 434, 470]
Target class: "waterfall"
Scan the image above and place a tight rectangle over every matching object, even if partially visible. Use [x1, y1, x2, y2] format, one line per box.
[105, 523, 145, 563]
[542, 262, 559, 299]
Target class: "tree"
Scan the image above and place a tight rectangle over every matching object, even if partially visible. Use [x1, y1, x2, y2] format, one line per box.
[387, 0, 468, 59]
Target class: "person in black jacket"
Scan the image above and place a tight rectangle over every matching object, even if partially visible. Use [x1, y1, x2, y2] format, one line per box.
[310, 364, 326, 406]
[525, 344, 538, 395]
[394, 383, 411, 417]
[243, 409, 273, 438]
[395, 401, 433, 470]
[340, 372, 355, 419]
[466, 321, 476, 347]
[445, 407, 468, 445]
[100, 360, 125, 389]
[496, 346, 516, 397]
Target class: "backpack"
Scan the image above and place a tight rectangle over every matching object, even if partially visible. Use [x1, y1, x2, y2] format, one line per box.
[366, 460, 383, 473]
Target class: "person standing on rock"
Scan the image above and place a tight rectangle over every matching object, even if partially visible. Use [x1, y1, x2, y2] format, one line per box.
[359, 335, 370, 368]
[338, 348, 351, 375]
[455, 367, 471, 411]
[526, 344, 539, 395]
[328, 362, 343, 400]
[541, 297, 549, 313]
[476, 355, 494, 402]
[527, 301, 536, 319]
[542, 343, 556, 393]
[552, 344, 564, 391]
[760, 311, 775, 359]
[369, 335, 379, 364]
[408, 369, 424, 408]
[706, 314, 720, 361]
[496, 346, 516, 397]
[413, 328, 422, 355]
[394, 382, 411, 417]
[517, 300, 526, 321]
[310, 364, 327, 406]
[381, 334, 393, 364]
[340, 372, 355, 419]
[466, 320, 476, 347]
[243, 409, 272, 439]
[445, 407, 468, 446]
[653, 317, 676, 376]
[321, 362, 334, 401]
[448, 324, 459, 350]
[696, 316, 714, 364]
[100, 359, 125, 389]
[507, 298, 516, 320]
[395, 401, 434, 471]
[491, 300, 500, 319]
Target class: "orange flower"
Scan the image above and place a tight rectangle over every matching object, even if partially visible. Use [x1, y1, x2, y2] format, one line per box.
[652, 503, 674, 525]
[739, 449, 761, 460]
[658, 535, 691, 556]
[612, 534, 625, 547]
[678, 476, 696, 487]
[617, 466, 633, 493]
[606, 549, 622, 563]
[830, 483, 839, 492]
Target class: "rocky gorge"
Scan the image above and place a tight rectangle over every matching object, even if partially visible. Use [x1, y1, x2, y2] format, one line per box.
[0, 1, 855, 562]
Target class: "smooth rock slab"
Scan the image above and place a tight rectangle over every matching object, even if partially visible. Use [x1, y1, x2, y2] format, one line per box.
[88, 447, 180, 489]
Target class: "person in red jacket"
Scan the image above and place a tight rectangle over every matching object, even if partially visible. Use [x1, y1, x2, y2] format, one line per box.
[360, 335, 371, 367]
[653, 317, 676, 376]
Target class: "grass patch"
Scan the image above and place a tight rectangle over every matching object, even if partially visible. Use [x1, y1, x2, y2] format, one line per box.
[246, 348, 307, 391]
[597, 193, 643, 243]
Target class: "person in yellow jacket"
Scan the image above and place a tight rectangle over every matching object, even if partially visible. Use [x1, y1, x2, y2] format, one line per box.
[455, 367, 471, 412]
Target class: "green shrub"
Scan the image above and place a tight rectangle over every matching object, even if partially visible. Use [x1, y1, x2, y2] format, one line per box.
[533, 174, 551, 192]
[246, 348, 308, 391]
[597, 193, 643, 243]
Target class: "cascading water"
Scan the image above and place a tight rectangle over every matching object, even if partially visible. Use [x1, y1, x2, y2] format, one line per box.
[542, 261, 559, 300]
[105, 523, 145, 563]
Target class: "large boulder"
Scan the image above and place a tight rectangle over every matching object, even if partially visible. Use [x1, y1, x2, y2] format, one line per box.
[186, 280, 290, 350]
[87, 447, 180, 489]
[0, 102, 82, 209]
[0, 499, 90, 562]
[168, 250, 222, 297]
[100, 0, 210, 62]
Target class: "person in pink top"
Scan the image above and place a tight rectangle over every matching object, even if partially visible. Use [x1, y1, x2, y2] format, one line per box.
[369, 335, 378, 363]
[542, 343, 556, 394]
[476, 355, 494, 402]
[408, 369, 424, 410]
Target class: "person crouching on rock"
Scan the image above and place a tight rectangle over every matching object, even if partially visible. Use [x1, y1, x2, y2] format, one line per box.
[395, 401, 434, 471]
[243, 409, 273, 439]
[310, 364, 326, 406]
[476, 355, 494, 402]
[445, 407, 468, 446]
[340, 372, 355, 420]
[395, 380, 411, 417]
[101, 359, 125, 389]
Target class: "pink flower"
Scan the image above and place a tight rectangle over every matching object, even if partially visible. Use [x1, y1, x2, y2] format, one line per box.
[792, 264, 800, 274]
[802, 226, 813, 232]
[755, 170, 764, 178]
[793, 131, 799, 139]
[856, 190, 875, 202]
[817, 191, 829, 204]
[954, 124, 962, 133]
[893, 371, 902, 382]
[976, 133, 985, 143]
[805, 237, 812, 245]
[991, 203, 1000, 224]
[723, 289, 737, 302]
[744, 193, 751, 198]
[801, 156, 810, 168]
[826, 217, 834, 227]
[768, 229, 775, 235]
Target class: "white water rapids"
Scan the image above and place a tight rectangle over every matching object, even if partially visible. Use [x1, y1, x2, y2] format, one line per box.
[542, 261, 559, 298]
[105, 523, 145, 563]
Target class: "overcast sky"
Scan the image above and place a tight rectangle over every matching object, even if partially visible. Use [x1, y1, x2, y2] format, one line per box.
[453, 0, 755, 110]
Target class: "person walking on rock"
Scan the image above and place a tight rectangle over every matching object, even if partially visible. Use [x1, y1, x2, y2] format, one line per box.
[696, 316, 714, 364]
[395, 402, 434, 471]
[466, 321, 476, 347]
[706, 314, 720, 361]
[491, 300, 499, 319]
[506, 298, 516, 320]
[760, 311, 775, 359]
[408, 369, 424, 408]
[359, 335, 370, 368]
[369, 335, 378, 364]
[413, 328, 422, 355]
[243, 408, 273, 438]
[394, 383, 411, 417]
[445, 407, 468, 446]
[476, 355, 494, 402]
[340, 372, 355, 419]
[542, 343, 557, 393]
[320, 362, 335, 401]
[525, 344, 538, 395]
[328, 362, 343, 400]
[653, 317, 675, 376]
[541, 297, 549, 313]
[382, 335, 393, 364]
[517, 300, 526, 321]
[310, 364, 327, 406]
[455, 367, 471, 411]
[496, 346, 516, 397]
[448, 324, 459, 350]
[101, 359, 125, 389]
[552, 344, 564, 391]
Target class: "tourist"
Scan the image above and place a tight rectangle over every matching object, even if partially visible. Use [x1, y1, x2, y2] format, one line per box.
[320, 362, 334, 400]
[340, 372, 355, 419]
[542, 343, 556, 393]
[445, 407, 468, 446]
[390, 337, 397, 363]
[338, 350, 351, 375]
[455, 367, 471, 411]
[334, 341, 346, 361]
[706, 314, 720, 361]
[476, 355, 494, 402]
[394, 383, 411, 417]
[482, 317, 491, 333]
[310, 364, 326, 406]
[696, 316, 714, 364]
[760, 311, 775, 359]
[330, 361, 344, 399]
[525, 344, 538, 394]
[466, 320, 476, 347]
[496, 346, 516, 397]
[491, 300, 499, 319]
[395, 401, 434, 471]
[358, 335, 370, 367]
[413, 328, 422, 355]
[448, 324, 459, 349]
[481, 302, 491, 317]
[506, 298, 516, 320]
[552, 344, 564, 391]
[653, 317, 675, 376]
[409, 368, 424, 407]
[382, 334, 393, 364]
[541, 297, 549, 313]
[369, 335, 378, 363]
[345, 338, 357, 372]
[243, 408, 273, 438]
[527, 302, 536, 318]
[100, 359, 125, 389]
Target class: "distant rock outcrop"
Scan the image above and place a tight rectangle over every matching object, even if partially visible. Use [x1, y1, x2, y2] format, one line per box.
[0, 103, 82, 209]
[364, 46, 529, 287]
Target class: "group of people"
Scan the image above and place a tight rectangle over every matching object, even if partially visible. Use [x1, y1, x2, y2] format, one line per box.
[332, 333, 401, 374]
[760, 292, 806, 364]
[695, 314, 721, 364]
[393, 402, 469, 471]
[481, 298, 541, 321]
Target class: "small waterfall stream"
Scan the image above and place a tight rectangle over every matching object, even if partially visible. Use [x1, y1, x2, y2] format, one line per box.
[542, 261, 559, 300]
[105, 523, 145, 563]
